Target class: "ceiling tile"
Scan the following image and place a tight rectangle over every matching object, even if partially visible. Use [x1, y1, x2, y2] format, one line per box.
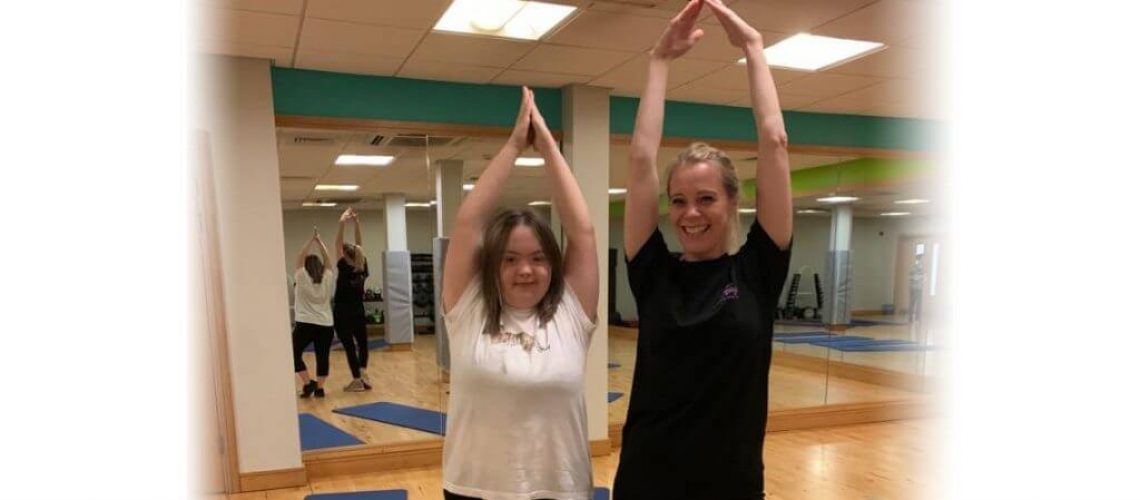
[775, 93, 823, 109]
[812, 0, 935, 45]
[799, 97, 868, 115]
[491, 70, 593, 88]
[585, 0, 690, 20]
[545, 10, 668, 52]
[667, 83, 749, 105]
[202, 7, 298, 47]
[293, 50, 404, 76]
[304, 0, 450, 29]
[590, 53, 728, 93]
[199, 39, 295, 65]
[201, 0, 304, 15]
[397, 60, 503, 84]
[826, 46, 926, 79]
[727, 0, 879, 34]
[297, 18, 424, 58]
[777, 72, 879, 98]
[688, 63, 806, 91]
[512, 44, 637, 76]
[406, 32, 535, 68]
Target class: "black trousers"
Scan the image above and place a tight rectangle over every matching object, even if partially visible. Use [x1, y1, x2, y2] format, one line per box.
[334, 305, 369, 378]
[292, 322, 334, 376]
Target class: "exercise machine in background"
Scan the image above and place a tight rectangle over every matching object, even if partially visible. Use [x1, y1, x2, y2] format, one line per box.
[780, 266, 825, 320]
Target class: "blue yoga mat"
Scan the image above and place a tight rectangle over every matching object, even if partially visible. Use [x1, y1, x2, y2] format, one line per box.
[306, 338, 389, 353]
[608, 391, 623, 403]
[334, 402, 447, 436]
[806, 338, 912, 348]
[608, 362, 621, 369]
[305, 490, 407, 500]
[851, 318, 910, 326]
[298, 413, 363, 451]
[594, 487, 611, 500]
[778, 335, 873, 344]
[833, 343, 938, 352]
[774, 331, 833, 338]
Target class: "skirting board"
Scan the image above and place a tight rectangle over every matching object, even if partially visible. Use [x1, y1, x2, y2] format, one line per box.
[238, 467, 307, 492]
[304, 439, 612, 479]
[772, 350, 935, 393]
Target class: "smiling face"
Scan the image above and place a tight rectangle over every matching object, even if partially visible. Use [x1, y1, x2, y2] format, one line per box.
[499, 224, 553, 309]
[668, 161, 739, 260]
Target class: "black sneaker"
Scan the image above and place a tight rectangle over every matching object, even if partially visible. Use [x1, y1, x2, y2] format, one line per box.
[314, 387, 325, 398]
[300, 380, 318, 398]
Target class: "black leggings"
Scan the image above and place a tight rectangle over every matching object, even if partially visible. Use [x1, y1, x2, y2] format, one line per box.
[334, 306, 369, 379]
[292, 322, 334, 377]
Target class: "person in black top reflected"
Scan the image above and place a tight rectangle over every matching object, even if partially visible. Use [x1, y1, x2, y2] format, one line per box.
[612, 1, 793, 498]
[334, 207, 372, 392]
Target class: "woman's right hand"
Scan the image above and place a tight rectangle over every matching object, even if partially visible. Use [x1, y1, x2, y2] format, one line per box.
[507, 86, 535, 152]
[651, 0, 705, 60]
[339, 208, 352, 223]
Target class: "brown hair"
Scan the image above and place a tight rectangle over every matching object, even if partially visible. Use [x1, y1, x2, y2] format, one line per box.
[304, 255, 325, 284]
[665, 142, 742, 251]
[479, 208, 564, 336]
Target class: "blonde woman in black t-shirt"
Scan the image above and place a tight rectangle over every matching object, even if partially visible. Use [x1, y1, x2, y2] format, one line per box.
[613, 1, 793, 498]
[334, 207, 372, 392]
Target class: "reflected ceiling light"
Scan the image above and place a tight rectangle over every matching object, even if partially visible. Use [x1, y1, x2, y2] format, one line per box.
[335, 154, 395, 166]
[881, 211, 911, 216]
[315, 184, 359, 191]
[737, 33, 885, 72]
[796, 209, 827, 214]
[739, 208, 757, 214]
[515, 157, 545, 167]
[434, 0, 577, 41]
[894, 198, 930, 205]
[463, 183, 475, 191]
[608, 188, 627, 195]
[528, 201, 552, 206]
[816, 195, 859, 203]
[302, 202, 337, 207]
[405, 202, 433, 208]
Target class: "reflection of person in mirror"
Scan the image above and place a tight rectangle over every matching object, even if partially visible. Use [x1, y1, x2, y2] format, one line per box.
[438, 87, 599, 500]
[334, 207, 372, 392]
[909, 257, 925, 323]
[613, 1, 793, 498]
[291, 229, 338, 399]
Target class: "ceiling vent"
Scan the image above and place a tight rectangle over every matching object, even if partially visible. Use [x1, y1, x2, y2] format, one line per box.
[368, 133, 466, 148]
[291, 135, 336, 145]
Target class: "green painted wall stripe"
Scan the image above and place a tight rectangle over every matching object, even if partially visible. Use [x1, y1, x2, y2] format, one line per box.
[271, 67, 564, 129]
[271, 68, 940, 151]
[608, 157, 933, 217]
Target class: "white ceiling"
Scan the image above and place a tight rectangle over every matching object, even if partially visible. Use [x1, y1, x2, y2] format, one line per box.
[199, 0, 941, 119]
[276, 126, 937, 219]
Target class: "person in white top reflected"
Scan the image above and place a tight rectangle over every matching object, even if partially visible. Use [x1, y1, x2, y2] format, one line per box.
[439, 87, 600, 500]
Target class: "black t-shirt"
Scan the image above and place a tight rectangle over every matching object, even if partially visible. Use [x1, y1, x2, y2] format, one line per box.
[334, 258, 369, 307]
[612, 220, 792, 500]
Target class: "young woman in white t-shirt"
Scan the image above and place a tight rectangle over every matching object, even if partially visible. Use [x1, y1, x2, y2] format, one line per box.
[439, 87, 600, 500]
[291, 230, 338, 398]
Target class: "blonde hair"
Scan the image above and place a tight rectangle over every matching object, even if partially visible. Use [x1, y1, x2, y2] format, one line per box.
[665, 142, 742, 252]
[343, 243, 367, 272]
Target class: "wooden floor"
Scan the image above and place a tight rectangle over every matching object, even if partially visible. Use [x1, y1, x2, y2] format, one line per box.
[223, 419, 937, 500]
[296, 323, 936, 446]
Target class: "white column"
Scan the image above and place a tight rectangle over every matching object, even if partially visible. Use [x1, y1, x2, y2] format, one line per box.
[825, 205, 854, 329]
[562, 84, 610, 447]
[196, 56, 301, 474]
[385, 194, 408, 251]
[433, 160, 464, 368]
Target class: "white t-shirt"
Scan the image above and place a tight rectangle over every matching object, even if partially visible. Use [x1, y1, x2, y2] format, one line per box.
[442, 278, 597, 500]
[293, 267, 337, 326]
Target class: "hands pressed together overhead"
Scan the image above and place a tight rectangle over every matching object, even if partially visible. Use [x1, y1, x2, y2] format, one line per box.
[651, 0, 763, 61]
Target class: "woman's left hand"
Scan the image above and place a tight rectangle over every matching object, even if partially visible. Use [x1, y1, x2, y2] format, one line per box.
[706, 0, 763, 49]
[529, 98, 557, 154]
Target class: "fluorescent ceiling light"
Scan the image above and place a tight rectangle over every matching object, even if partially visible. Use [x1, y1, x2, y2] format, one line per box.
[894, 198, 930, 205]
[816, 195, 859, 203]
[515, 157, 545, 167]
[608, 188, 627, 195]
[528, 201, 552, 206]
[738, 33, 884, 72]
[405, 202, 433, 208]
[796, 209, 827, 214]
[463, 183, 475, 191]
[739, 208, 757, 214]
[434, 0, 577, 41]
[315, 184, 359, 191]
[881, 211, 911, 217]
[302, 202, 337, 207]
[335, 154, 395, 166]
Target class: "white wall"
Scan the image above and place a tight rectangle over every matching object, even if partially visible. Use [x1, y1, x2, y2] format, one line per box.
[607, 212, 943, 319]
[197, 56, 301, 474]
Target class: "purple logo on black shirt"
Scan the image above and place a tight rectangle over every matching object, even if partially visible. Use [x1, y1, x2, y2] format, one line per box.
[721, 283, 739, 301]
